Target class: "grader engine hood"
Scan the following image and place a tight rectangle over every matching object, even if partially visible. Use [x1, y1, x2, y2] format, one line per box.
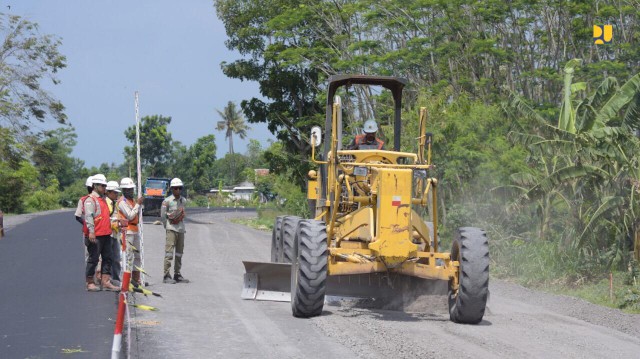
[368, 167, 418, 267]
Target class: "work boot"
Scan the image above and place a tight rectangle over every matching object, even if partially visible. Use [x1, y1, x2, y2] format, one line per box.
[131, 271, 141, 287]
[94, 270, 102, 286]
[174, 273, 190, 283]
[163, 274, 176, 284]
[101, 274, 121, 292]
[86, 276, 100, 292]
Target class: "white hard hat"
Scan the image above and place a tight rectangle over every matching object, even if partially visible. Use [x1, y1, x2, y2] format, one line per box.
[120, 177, 135, 189]
[363, 119, 378, 133]
[92, 174, 107, 185]
[106, 181, 121, 192]
[170, 178, 184, 187]
[85, 176, 94, 187]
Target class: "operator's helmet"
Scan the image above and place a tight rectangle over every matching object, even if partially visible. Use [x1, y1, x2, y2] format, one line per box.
[363, 119, 378, 134]
[92, 174, 108, 186]
[170, 178, 184, 188]
[85, 176, 94, 187]
[106, 181, 121, 193]
[120, 177, 136, 189]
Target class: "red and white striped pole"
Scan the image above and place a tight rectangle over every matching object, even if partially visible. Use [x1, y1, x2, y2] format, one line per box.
[112, 225, 130, 358]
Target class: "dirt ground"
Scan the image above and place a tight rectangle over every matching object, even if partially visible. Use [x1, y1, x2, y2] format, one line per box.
[129, 209, 640, 359]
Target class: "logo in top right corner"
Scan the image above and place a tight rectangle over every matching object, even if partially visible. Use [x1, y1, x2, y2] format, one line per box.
[593, 25, 613, 44]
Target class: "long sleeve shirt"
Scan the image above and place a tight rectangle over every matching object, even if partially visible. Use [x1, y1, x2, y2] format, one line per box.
[118, 197, 141, 234]
[160, 195, 186, 233]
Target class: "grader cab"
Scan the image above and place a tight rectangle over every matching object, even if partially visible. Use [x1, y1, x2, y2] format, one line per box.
[242, 75, 489, 324]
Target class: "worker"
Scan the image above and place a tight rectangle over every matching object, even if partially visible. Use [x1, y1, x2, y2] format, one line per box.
[75, 176, 95, 284]
[84, 174, 119, 292]
[74, 176, 94, 226]
[160, 178, 189, 284]
[349, 119, 385, 150]
[118, 177, 144, 286]
[105, 181, 122, 286]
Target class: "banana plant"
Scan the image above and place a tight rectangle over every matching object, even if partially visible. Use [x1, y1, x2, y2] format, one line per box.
[505, 66, 640, 267]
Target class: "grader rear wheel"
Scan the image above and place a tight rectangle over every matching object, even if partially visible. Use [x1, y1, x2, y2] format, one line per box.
[448, 227, 489, 324]
[270, 216, 284, 262]
[280, 216, 301, 263]
[291, 219, 328, 318]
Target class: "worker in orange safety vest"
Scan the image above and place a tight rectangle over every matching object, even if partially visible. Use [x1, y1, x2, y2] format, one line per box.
[349, 119, 385, 150]
[117, 177, 144, 286]
[84, 174, 120, 292]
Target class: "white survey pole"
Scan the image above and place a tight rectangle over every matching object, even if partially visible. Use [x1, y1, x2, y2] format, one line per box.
[135, 91, 146, 286]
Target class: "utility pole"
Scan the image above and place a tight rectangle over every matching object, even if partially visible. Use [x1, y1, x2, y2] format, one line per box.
[135, 91, 146, 285]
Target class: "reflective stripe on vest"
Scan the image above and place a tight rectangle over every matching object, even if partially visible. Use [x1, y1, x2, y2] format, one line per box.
[354, 134, 384, 150]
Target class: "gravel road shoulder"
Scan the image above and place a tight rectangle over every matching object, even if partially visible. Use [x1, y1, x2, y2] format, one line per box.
[130, 209, 640, 359]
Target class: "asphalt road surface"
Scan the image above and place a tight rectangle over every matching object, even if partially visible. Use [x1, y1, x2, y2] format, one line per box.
[2, 209, 639, 358]
[0, 209, 117, 358]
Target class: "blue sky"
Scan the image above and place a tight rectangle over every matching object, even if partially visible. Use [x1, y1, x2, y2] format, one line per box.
[8, 0, 274, 168]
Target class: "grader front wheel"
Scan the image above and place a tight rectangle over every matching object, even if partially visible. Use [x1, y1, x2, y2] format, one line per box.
[291, 219, 328, 318]
[448, 227, 490, 324]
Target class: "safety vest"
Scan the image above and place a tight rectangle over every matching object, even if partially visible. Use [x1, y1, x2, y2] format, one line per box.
[354, 134, 384, 150]
[118, 197, 139, 232]
[92, 195, 112, 237]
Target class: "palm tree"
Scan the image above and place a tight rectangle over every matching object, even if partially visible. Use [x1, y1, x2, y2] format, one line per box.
[216, 101, 249, 156]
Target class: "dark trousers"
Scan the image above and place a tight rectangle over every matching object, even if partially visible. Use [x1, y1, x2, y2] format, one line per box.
[85, 235, 112, 277]
[111, 236, 122, 281]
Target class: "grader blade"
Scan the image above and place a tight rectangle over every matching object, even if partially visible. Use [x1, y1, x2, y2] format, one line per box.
[241, 261, 446, 307]
[241, 261, 291, 301]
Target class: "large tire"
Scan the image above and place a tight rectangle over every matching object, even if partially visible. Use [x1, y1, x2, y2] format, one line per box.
[448, 227, 489, 324]
[280, 216, 301, 263]
[291, 219, 328, 318]
[270, 216, 284, 262]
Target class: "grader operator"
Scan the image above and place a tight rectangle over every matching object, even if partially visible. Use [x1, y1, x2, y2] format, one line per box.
[242, 75, 490, 324]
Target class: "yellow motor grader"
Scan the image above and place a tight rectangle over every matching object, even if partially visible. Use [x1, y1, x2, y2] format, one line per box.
[242, 75, 489, 324]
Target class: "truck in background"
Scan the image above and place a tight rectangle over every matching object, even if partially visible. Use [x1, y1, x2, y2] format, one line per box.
[142, 177, 171, 216]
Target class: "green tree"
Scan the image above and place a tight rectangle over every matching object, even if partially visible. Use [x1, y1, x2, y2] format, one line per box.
[124, 115, 173, 177]
[246, 139, 265, 168]
[0, 14, 67, 131]
[213, 153, 249, 186]
[0, 159, 39, 213]
[169, 140, 192, 184]
[30, 126, 84, 188]
[188, 135, 217, 193]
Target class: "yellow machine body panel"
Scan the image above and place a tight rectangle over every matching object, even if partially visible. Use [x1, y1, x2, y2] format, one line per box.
[333, 206, 374, 242]
[307, 179, 318, 200]
[368, 167, 418, 267]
